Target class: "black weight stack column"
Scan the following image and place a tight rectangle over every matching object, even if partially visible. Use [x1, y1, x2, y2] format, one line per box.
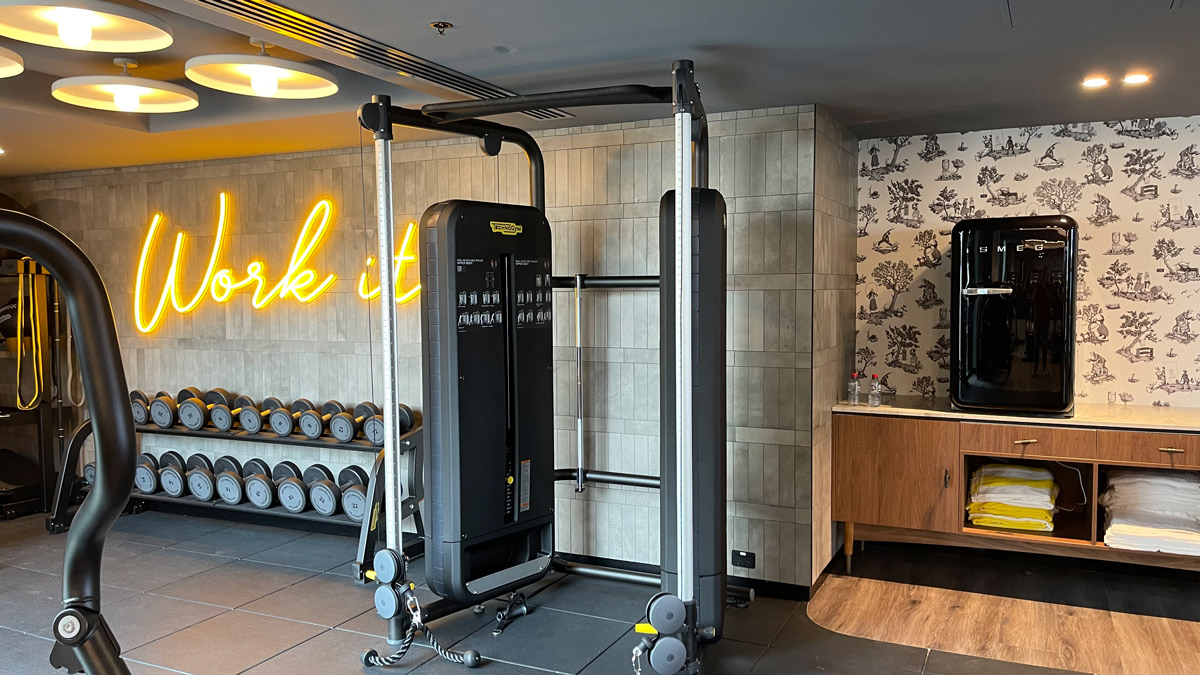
[659, 188, 728, 642]
[421, 199, 555, 606]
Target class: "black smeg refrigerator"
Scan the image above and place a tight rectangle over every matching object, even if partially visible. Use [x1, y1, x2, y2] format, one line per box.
[950, 215, 1077, 415]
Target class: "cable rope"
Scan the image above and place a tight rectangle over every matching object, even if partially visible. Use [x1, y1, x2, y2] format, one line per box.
[15, 260, 43, 410]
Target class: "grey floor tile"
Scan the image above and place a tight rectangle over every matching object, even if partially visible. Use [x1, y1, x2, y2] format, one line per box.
[151, 560, 315, 609]
[704, 638, 769, 675]
[126, 661, 193, 675]
[6, 538, 162, 576]
[246, 533, 357, 572]
[124, 610, 324, 675]
[0, 527, 65, 563]
[242, 628, 437, 674]
[762, 607, 927, 674]
[104, 593, 228, 650]
[170, 524, 305, 559]
[454, 606, 629, 674]
[338, 592, 504, 648]
[722, 597, 800, 645]
[101, 549, 235, 591]
[0, 567, 72, 637]
[239, 573, 375, 627]
[110, 512, 232, 547]
[578, 629, 643, 675]
[410, 656, 545, 674]
[0, 627, 56, 675]
[924, 651, 1083, 675]
[528, 575, 655, 622]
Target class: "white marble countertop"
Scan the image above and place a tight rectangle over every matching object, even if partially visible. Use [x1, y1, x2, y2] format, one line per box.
[833, 396, 1200, 433]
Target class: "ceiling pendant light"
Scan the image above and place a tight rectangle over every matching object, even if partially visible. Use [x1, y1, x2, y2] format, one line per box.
[51, 57, 197, 113]
[0, 0, 172, 52]
[185, 39, 338, 99]
[0, 44, 22, 77]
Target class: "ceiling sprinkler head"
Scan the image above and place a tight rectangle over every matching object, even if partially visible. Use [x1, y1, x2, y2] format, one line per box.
[430, 21, 453, 36]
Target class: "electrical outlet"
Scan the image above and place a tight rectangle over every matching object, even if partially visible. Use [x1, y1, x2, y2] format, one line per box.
[731, 550, 756, 569]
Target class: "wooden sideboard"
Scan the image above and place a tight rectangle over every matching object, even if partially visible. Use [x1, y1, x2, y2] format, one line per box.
[832, 398, 1200, 573]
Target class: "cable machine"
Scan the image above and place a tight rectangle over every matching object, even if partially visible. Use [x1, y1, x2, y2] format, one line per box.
[359, 60, 729, 674]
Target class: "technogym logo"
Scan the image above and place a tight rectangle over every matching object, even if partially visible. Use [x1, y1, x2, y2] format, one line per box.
[490, 221, 523, 236]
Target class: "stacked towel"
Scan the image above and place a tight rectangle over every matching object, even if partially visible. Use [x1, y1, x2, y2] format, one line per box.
[1101, 470, 1200, 556]
[967, 464, 1058, 532]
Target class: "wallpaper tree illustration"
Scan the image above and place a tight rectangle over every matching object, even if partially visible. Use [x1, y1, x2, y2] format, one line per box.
[884, 136, 912, 168]
[884, 323, 922, 373]
[1153, 238, 1183, 276]
[1120, 148, 1165, 201]
[1078, 304, 1109, 344]
[1082, 144, 1114, 185]
[1034, 177, 1083, 214]
[1117, 311, 1160, 363]
[913, 230, 942, 268]
[857, 204, 877, 237]
[866, 260, 912, 320]
[887, 179, 924, 227]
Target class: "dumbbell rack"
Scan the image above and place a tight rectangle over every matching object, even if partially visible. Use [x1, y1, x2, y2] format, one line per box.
[48, 419, 423, 553]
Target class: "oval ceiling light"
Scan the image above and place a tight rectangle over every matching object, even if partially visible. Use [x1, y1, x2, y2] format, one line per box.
[0, 0, 172, 52]
[51, 57, 197, 113]
[0, 43, 22, 77]
[1123, 72, 1151, 85]
[185, 39, 338, 99]
[1082, 76, 1109, 88]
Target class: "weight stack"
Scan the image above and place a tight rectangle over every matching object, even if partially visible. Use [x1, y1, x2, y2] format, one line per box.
[659, 188, 728, 642]
[420, 200, 555, 606]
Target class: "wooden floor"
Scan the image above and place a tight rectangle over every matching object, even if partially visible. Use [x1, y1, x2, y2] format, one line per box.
[808, 575, 1200, 675]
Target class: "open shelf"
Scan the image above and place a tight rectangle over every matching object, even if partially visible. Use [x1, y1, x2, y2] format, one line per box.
[963, 453, 1097, 546]
[134, 423, 397, 454]
[131, 490, 363, 528]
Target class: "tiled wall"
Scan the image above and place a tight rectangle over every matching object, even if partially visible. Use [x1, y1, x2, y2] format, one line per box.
[0, 105, 856, 586]
[855, 114, 1200, 407]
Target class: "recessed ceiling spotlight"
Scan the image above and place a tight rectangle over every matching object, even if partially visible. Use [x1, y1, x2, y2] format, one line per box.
[0, 146, 6, 156]
[0, 0, 172, 52]
[1123, 72, 1151, 85]
[0, 43, 21, 77]
[1082, 76, 1109, 88]
[185, 39, 338, 99]
[51, 57, 198, 113]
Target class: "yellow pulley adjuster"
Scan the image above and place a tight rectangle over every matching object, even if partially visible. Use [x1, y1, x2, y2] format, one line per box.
[634, 623, 658, 635]
[15, 258, 44, 410]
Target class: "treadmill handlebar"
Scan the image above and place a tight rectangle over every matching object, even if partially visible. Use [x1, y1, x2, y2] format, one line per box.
[0, 209, 135, 674]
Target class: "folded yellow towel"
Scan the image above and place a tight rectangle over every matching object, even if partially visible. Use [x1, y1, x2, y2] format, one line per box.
[967, 501, 1055, 522]
[969, 515, 1055, 532]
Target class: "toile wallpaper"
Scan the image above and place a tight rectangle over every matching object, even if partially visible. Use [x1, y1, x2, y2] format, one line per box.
[856, 114, 1200, 407]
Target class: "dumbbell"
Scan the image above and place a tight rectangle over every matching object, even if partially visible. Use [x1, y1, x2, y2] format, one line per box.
[329, 402, 382, 443]
[182, 454, 226, 501]
[157, 451, 193, 497]
[361, 404, 416, 447]
[177, 389, 236, 431]
[268, 399, 316, 436]
[244, 461, 302, 509]
[276, 464, 335, 513]
[297, 401, 347, 440]
[82, 462, 96, 485]
[215, 458, 270, 505]
[130, 391, 149, 424]
[309, 465, 371, 521]
[133, 451, 184, 494]
[237, 397, 285, 434]
[148, 387, 203, 429]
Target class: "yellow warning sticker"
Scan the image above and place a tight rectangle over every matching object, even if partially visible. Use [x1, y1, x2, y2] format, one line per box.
[490, 221, 523, 236]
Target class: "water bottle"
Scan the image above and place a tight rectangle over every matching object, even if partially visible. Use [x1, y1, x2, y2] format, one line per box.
[868, 374, 881, 407]
[847, 372, 861, 405]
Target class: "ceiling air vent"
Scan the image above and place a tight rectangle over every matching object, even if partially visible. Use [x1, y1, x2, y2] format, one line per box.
[187, 0, 570, 121]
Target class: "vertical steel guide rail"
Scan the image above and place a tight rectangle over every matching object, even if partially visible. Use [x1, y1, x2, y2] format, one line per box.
[373, 118, 403, 553]
[574, 274, 585, 493]
[674, 93, 695, 604]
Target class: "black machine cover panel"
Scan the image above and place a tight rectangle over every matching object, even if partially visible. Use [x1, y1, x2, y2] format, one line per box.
[420, 200, 554, 605]
[950, 215, 1077, 414]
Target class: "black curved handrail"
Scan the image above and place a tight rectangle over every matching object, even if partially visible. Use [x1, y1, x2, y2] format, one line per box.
[0, 209, 134, 674]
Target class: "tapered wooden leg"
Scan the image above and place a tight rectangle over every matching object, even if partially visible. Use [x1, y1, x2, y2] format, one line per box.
[844, 522, 854, 575]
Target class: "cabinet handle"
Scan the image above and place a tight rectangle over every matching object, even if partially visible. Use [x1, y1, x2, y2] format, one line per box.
[944, 469, 950, 488]
[1159, 447, 1185, 455]
[1013, 439, 1038, 446]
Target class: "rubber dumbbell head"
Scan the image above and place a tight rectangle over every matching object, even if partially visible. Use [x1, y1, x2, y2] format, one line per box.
[310, 465, 370, 520]
[147, 388, 201, 429]
[133, 454, 160, 493]
[130, 390, 150, 425]
[238, 397, 284, 434]
[361, 403, 415, 447]
[244, 461, 302, 509]
[277, 463, 334, 513]
[156, 451, 188, 497]
[329, 402, 381, 443]
[298, 401, 347, 440]
[183, 454, 217, 501]
[177, 389, 235, 431]
[82, 462, 96, 486]
[211, 395, 254, 432]
[216, 457, 267, 505]
[268, 399, 315, 436]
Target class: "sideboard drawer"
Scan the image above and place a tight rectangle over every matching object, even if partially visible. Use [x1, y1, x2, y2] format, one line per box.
[1096, 431, 1200, 469]
[960, 423, 1097, 460]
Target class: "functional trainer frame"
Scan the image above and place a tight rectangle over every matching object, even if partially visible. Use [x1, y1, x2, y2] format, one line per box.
[360, 60, 728, 673]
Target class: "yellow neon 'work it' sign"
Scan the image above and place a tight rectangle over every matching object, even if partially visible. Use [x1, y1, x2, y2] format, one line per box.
[134, 192, 420, 333]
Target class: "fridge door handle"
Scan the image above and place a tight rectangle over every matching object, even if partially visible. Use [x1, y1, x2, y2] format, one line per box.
[960, 287, 1013, 296]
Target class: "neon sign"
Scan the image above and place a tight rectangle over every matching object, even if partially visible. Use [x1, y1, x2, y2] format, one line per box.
[134, 192, 420, 333]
